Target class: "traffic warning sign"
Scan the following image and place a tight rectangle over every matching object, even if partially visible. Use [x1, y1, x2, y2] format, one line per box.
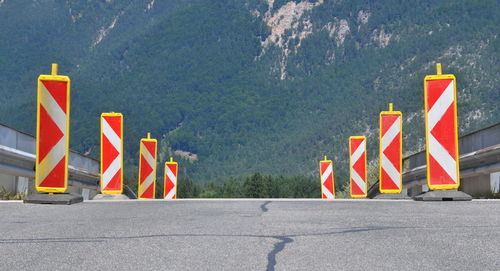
[164, 157, 178, 199]
[35, 64, 70, 193]
[319, 156, 335, 199]
[424, 63, 460, 190]
[138, 133, 157, 199]
[100, 113, 123, 194]
[379, 103, 402, 193]
[349, 136, 367, 198]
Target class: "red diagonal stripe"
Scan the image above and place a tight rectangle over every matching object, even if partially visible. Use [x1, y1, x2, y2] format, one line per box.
[320, 162, 329, 174]
[429, 155, 456, 185]
[143, 141, 156, 159]
[381, 115, 399, 136]
[104, 169, 121, 191]
[104, 116, 121, 137]
[353, 152, 366, 180]
[38, 105, 64, 161]
[383, 134, 401, 171]
[350, 138, 363, 155]
[39, 157, 66, 188]
[351, 178, 364, 195]
[323, 175, 333, 193]
[141, 182, 154, 199]
[102, 134, 119, 172]
[430, 103, 457, 158]
[381, 168, 399, 190]
[41, 80, 68, 113]
[427, 79, 452, 110]
[165, 177, 175, 196]
[140, 155, 153, 183]
[167, 164, 177, 175]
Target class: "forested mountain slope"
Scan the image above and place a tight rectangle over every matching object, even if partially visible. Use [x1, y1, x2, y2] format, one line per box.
[0, 0, 498, 185]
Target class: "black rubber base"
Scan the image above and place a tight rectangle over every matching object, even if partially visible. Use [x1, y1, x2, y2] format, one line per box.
[24, 193, 83, 205]
[413, 190, 472, 201]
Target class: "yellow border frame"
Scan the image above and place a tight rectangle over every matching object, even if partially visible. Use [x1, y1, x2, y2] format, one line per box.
[138, 136, 157, 199]
[349, 136, 367, 198]
[424, 74, 460, 190]
[379, 111, 403, 194]
[35, 68, 70, 193]
[164, 160, 178, 199]
[100, 112, 124, 194]
[319, 158, 335, 199]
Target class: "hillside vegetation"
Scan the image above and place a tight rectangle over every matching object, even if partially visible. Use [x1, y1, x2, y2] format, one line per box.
[0, 0, 498, 191]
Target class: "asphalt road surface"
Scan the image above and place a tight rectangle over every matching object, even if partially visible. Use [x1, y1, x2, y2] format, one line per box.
[1, 199, 499, 270]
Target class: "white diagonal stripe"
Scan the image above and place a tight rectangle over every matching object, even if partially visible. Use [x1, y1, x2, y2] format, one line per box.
[165, 185, 176, 199]
[351, 167, 366, 194]
[382, 154, 401, 189]
[429, 134, 458, 183]
[38, 137, 66, 182]
[102, 118, 121, 151]
[140, 173, 155, 195]
[382, 117, 400, 151]
[102, 155, 121, 189]
[166, 169, 177, 185]
[321, 164, 332, 183]
[428, 80, 454, 130]
[40, 82, 66, 132]
[351, 139, 365, 164]
[142, 142, 156, 169]
[322, 185, 334, 199]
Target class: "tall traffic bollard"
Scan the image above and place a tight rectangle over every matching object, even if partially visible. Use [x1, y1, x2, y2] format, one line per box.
[416, 63, 471, 200]
[164, 157, 178, 199]
[35, 63, 70, 193]
[379, 103, 403, 194]
[25, 63, 81, 204]
[138, 133, 157, 199]
[100, 112, 123, 194]
[349, 136, 367, 198]
[319, 156, 335, 199]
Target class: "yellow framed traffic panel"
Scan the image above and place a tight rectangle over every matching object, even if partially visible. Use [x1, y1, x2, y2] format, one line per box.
[349, 136, 367, 198]
[423, 65, 460, 190]
[100, 112, 124, 194]
[379, 106, 403, 194]
[164, 158, 179, 199]
[138, 133, 157, 199]
[319, 156, 335, 199]
[35, 63, 70, 193]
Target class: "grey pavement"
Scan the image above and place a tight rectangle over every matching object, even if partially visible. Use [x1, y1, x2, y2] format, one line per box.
[0, 199, 499, 270]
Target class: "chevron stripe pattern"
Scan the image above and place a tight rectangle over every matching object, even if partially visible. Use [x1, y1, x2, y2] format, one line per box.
[380, 113, 402, 193]
[320, 160, 335, 199]
[35, 79, 69, 192]
[425, 78, 460, 189]
[138, 138, 157, 199]
[100, 113, 123, 193]
[350, 137, 367, 197]
[164, 162, 178, 199]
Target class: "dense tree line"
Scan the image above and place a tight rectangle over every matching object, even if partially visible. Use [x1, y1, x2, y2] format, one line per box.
[174, 173, 321, 198]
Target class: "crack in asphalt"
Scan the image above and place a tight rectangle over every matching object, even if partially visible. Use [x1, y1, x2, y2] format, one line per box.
[260, 201, 272, 213]
[266, 236, 293, 271]
[0, 227, 392, 244]
[0, 227, 404, 269]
